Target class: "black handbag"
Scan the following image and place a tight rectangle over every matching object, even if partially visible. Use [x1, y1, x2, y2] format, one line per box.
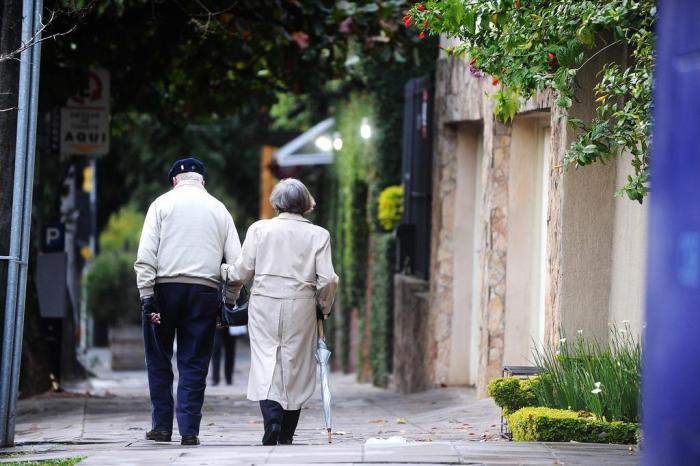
[218, 281, 249, 327]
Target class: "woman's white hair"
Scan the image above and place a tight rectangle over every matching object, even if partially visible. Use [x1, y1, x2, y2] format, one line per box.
[174, 172, 204, 184]
[269, 178, 316, 215]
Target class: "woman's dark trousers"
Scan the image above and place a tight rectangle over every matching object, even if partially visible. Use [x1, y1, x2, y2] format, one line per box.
[143, 283, 218, 436]
[259, 400, 301, 445]
[211, 328, 236, 385]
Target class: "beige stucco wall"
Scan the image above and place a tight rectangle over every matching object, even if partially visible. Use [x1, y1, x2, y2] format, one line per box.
[504, 116, 549, 365]
[608, 158, 648, 334]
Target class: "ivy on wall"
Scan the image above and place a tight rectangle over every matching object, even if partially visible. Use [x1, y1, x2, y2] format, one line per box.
[408, 0, 655, 202]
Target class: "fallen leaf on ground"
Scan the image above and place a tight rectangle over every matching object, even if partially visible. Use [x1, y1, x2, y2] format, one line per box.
[396, 417, 407, 424]
[368, 419, 386, 423]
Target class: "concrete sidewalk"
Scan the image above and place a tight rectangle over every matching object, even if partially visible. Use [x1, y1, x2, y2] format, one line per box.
[0, 345, 639, 465]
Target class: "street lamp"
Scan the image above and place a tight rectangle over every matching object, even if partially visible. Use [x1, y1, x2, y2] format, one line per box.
[332, 132, 343, 151]
[360, 117, 372, 140]
[314, 135, 333, 152]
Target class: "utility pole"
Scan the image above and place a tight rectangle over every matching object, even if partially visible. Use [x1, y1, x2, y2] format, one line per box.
[0, 0, 44, 447]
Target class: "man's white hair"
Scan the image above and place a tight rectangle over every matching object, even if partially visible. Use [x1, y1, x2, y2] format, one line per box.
[174, 172, 204, 184]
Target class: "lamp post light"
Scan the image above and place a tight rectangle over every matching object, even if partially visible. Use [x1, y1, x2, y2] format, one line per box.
[332, 132, 343, 151]
[314, 135, 333, 152]
[360, 117, 372, 140]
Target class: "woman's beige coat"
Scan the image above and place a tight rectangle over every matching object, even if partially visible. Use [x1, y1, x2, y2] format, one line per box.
[221, 213, 338, 410]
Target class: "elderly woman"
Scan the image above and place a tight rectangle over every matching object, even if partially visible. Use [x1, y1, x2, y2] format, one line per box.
[221, 178, 338, 445]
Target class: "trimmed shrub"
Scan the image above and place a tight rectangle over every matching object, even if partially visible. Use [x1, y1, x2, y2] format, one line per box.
[377, 185, 404, 231]
[487, 376, 539, 415]
[508, 407, 638, 444]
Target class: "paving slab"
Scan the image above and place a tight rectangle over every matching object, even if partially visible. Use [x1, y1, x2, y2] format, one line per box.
[0, 347, 639, 465]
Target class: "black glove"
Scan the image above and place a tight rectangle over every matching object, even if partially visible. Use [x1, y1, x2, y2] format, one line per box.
[141, 296, 158, 317]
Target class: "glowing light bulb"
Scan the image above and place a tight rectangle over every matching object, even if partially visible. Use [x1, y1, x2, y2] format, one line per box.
[360, 117, 372, 140]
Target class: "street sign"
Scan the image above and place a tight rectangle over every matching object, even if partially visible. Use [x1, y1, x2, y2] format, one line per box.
[60, 69, 110, 156]
[41, 223, 65, 253]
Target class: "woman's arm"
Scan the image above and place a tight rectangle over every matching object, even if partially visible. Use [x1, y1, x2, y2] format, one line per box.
[221, 223, 258, 302]
[315, 231, 339, 318]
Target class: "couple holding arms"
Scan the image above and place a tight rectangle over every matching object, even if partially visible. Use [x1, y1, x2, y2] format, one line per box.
[134, 157, 338, 446]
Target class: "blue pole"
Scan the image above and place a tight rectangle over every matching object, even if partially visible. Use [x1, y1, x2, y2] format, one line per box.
[642, 1, 700, 464]
[0, 0, 42, 447]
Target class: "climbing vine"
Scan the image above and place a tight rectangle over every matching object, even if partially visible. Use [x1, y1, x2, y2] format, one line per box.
[407, 0, 655, 202]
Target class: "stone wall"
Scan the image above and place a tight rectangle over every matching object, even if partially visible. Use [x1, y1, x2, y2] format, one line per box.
[392, 274, 432, 393]
[397, 44, 647, 396]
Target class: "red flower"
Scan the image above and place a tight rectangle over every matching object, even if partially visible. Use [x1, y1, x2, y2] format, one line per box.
[402, 14, 411, 23]
[419, 31, 426, 40]
[515, 0, 521, 8]
[417, 4, 426, 11]
[548, 52, 556, 60]
[492, 78, 499, 86]
[404, 17, 412, 27]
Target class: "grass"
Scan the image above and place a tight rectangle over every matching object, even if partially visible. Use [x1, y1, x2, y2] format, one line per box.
[1, 456, 85, 466]
[531, 323, 641, 423]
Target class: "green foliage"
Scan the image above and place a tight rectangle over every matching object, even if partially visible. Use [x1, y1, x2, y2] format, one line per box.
[508, 407, 638, 444]
[2, 456, 86, 466]
[369, 233, 395, 387]
[487, 376, 539, 415]
[99, 208, 144, 254]
[45, 0, 426, 121]
[532, 324, 642, 423]
[409, 0, 655, 202]
[83, 252, 139, 326]
[377, 185, 404, 232]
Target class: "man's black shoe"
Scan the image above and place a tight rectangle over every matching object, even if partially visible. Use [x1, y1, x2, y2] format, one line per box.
[278, 437, 293, 445]
[262, 423, 280, 446]
[145, 430, 171, 442]
[181, 435, 200, 446]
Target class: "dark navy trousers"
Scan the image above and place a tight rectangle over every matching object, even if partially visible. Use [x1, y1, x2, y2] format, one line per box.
[143, 283, 218, 436]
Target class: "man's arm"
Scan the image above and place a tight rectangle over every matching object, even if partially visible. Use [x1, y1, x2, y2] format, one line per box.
[134, 202, 160, 298]
[222, 212, 243, 302]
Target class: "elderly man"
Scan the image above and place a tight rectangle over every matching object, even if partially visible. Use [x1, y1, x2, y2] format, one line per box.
[135, 157, 241, 446]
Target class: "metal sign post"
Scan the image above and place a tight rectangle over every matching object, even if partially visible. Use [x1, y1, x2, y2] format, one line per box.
[0, 0, 44, 447]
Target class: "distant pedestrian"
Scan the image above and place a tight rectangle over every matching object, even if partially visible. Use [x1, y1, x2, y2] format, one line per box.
[221, 178, 338, 445]
[135, 157, 241, 446]
[211, 327, 237, 386]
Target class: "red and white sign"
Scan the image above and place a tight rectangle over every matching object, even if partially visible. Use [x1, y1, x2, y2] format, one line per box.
[60, 69, 110, 156]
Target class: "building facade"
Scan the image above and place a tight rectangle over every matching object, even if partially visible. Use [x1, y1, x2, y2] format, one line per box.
[393, 44, 647, 396]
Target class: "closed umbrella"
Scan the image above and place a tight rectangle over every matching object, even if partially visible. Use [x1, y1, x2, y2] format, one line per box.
[315, 319, 333, 443]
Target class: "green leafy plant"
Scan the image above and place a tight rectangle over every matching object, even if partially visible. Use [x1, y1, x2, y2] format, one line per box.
[531, 324, 642, 423]
[487, 376, 539, 415]
[99, 208, 144, 253]
[377, 185, 404, 232]
[83, 253, 140, 326]
[369, 233, 395, 387]
[408, 0, 655, 202]
[508, 406, 638, 444]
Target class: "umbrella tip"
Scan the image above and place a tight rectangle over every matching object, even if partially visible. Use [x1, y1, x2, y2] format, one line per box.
[328, 429, 332, 444]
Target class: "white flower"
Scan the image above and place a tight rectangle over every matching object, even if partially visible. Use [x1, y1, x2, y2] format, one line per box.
[594, 382, 601, 389]
[592, 388, 602, 394]
[559, 338, 567, 344]
[577, 329, 583, 336]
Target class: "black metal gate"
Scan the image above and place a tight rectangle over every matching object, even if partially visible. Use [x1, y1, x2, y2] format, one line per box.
[397, 76, 433, 280]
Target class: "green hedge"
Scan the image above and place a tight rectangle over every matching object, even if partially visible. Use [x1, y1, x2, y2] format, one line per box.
[508, 407, 638, 444]
[487, 376, 539, 415]
[369, 233, 395, 387]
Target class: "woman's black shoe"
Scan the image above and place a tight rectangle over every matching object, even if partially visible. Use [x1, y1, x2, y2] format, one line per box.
[145, 430, 171, 442]
[262, 423, 280, 446]
[181, 435, 200, 445]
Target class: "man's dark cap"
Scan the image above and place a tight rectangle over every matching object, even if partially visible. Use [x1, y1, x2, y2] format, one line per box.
[168, 157, 205, 185]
